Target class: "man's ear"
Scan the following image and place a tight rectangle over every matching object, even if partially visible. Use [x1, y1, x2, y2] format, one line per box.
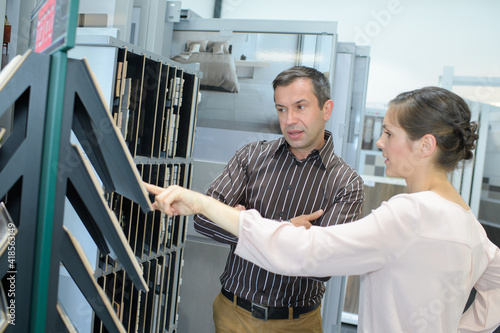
[323, 100, 334, 121]
[420, 134, 437, 157]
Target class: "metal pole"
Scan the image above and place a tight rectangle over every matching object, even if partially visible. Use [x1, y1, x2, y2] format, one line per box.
[31, 0, 78, 331]
[31, 50, 68, 333]
[213, 0, 222, 18]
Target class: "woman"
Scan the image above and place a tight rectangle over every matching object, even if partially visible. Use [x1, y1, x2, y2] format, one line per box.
[145, 87, 500, 332]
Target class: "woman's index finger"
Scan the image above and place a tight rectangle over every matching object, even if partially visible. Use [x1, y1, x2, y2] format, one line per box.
[143, 182, 164, 195]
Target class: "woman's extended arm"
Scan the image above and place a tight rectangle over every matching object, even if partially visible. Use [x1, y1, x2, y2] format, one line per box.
[144, 183, 241, 236]
[145, 183, 322, 235]
[145, 183, 414, 278]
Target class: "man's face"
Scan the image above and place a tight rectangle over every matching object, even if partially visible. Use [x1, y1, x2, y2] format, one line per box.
[274, 78, 332, 160]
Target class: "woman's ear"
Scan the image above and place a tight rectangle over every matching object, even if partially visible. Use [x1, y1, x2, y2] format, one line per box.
[420, 134, 437, 157]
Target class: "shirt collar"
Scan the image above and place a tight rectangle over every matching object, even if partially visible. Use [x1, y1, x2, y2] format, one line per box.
[274, 130, 337, 169]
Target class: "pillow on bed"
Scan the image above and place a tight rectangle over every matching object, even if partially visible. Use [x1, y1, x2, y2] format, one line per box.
[188, 43, 201, 53]
[208, 41, 230, 54]
[212, 44, 225, 54]
[186, 40, 208, 52]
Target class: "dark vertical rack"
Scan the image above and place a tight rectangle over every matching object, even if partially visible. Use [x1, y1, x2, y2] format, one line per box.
[0, 48, 154, 332]
[70, 36, 199, 333]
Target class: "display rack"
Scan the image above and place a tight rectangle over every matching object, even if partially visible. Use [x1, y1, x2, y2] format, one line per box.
[68, 35, 200, 333]
[0, 48, 153, 332]
[0, 35, 199, 330]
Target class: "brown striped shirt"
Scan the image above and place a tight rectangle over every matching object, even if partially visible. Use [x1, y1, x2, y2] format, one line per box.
[193, 131, 364, 307]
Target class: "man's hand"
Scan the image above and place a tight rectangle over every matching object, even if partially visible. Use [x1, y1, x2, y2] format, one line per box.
[290, 210, 323, 229]
[234, 204, 246, 211]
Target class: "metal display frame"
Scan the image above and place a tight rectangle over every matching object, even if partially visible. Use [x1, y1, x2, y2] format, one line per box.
[0, 49, 153, 332]
[66, 32, 201, 332]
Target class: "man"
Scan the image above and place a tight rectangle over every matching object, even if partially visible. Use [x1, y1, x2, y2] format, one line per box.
[194, 66, 364, 332]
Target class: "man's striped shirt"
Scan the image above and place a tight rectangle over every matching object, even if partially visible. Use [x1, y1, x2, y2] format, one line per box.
[193, 131, 364, 307]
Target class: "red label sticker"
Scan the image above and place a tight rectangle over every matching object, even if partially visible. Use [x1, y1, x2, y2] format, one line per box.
[35, 0, 56, 52]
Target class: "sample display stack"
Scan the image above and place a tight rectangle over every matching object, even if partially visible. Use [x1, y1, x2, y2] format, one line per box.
[0, 36, 199, 332]
[86, 40, 200, 333]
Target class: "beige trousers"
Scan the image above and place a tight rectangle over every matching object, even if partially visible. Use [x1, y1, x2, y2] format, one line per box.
[212, 292, 323, 333]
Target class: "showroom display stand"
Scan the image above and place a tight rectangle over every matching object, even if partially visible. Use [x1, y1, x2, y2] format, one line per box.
[0, 35, 200, 333]
[75, 36, 200, 333]
[0, 45, 154, 332]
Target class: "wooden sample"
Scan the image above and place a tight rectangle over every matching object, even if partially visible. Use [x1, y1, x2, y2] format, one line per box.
[122, 53, 146, 158]
[0, 127, 5, 148]
[56, 302, 78, 333]
[0, 202, 16, 257]
[68, 58, 153, 212]
[135, 59, 161, 158]
[0, 49, 32, 93]
[0, 284, 8, 332]
[60, 226, 126, 333]
[153, 65, 170, 158]
[65, 144, 147, 292]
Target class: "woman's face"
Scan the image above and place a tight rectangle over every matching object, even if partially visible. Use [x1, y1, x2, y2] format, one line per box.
[376, 107, 421, 178]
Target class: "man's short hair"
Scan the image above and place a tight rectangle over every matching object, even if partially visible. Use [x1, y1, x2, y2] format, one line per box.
[272, 66, 331, 107]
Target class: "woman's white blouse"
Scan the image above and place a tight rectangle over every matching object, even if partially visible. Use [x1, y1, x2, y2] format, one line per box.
[235, 191, 500, 332]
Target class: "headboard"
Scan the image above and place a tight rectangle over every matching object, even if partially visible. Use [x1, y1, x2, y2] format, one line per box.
[184, 40, 232, 54]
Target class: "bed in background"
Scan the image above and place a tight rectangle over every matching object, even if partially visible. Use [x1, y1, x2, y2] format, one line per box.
[172, 40, 240, 93]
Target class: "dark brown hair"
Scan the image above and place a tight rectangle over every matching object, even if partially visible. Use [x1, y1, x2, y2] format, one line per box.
[389, 86, 479, 171]
[272, 66, 331, 108]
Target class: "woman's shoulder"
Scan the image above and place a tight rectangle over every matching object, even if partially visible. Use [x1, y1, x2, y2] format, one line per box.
[388, 191, 460, 204]
[383, 192, 423, 213]
[385, 191, 480, 241]
[390, 191, 471, 212]
[382, 191, 468, 222]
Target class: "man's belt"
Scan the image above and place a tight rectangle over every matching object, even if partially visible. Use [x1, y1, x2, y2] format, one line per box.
[221, 288, 320, 321]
